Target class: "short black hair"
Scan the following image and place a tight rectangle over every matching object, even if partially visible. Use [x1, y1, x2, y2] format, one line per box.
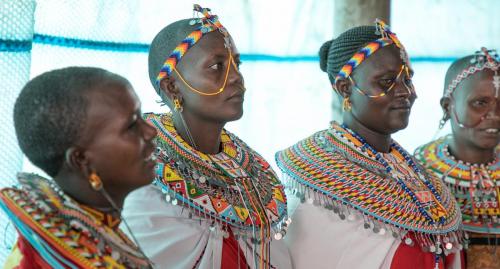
[148, 19, 199, 98]
[443, 55, 475, 96]
[14, 66, 129, 177]
[319, 26, 381, 85]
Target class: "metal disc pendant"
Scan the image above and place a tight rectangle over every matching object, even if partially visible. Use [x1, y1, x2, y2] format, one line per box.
[274, 232, 283, 240]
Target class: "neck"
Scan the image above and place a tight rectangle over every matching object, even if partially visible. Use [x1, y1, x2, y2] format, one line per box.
[448, 137, 496, 164]
[343, 113, 392, 153]
[54, 171, 126, 213]
[172, 111, 224, 154]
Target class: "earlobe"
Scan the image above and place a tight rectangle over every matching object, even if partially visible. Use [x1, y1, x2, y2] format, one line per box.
[335, 79, 352, 98]
[440, 97, 451, 115]
[160, 77, 179, 98]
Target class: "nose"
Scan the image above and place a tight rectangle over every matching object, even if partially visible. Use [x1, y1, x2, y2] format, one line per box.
[393, 82, 413, 98]
[141, 119, 157, 141]
[485, 99, 500, 120]
[228, 57, 243, 86]
[394, 75, 416, 99]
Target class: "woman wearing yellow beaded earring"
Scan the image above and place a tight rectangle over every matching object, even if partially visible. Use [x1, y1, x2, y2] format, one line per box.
[89, 172, 103, 191]
[173, 97, 183, 112]
[342, 96, 351, 111]
[0, 67, 156, 268]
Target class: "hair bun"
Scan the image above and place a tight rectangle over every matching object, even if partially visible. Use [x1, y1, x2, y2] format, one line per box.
[319, 40, 333, 72]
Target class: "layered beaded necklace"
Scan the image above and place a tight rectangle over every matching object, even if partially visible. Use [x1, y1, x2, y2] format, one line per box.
[342, 124, 447, 226]
[0, 173, 152, 268]
[276, 122, 464, 257]
[415, 135, 500, 234]
[147, 113, 289, 269]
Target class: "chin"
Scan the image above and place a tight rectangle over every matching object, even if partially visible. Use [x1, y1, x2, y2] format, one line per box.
[223, 108, 244, 122]
[471, 131, 500, 150]
[474, 139, 500, 151]
[387, 117, 410, 134]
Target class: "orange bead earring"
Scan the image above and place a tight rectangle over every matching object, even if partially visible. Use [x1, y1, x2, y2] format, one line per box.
[89, 172, 103, 191]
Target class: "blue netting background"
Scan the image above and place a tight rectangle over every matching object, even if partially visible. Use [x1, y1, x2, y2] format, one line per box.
[0, 0, 499, 264]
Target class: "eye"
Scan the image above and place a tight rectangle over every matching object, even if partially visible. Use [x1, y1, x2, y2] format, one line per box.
[209, 62, 225, 71]
[404, 76, 413, 86]
[234, 60, 242, 69]
[472, 99, 489, 107]
[127, 120, 138, 131]
[127, 113, 141, 132]
[379, 78, 395, 88]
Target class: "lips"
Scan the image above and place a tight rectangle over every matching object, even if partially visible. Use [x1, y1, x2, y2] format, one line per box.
[480, 128, 500, 135]
[390, 100, 412, 110]
[227, 88, 245, 101]
[143, 144, 157, 165]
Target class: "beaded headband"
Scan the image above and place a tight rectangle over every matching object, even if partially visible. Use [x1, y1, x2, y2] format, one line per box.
[444, 47, 500, 98]
[155, 4, 230, 85]
[335, 19, 408, 83]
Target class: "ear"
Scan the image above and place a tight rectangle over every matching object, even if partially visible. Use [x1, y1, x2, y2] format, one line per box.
[159, 76, 181, 100]
[65, 147, 90, 176]
[334, 78, 352, 98]
[440, 97, 451, 116]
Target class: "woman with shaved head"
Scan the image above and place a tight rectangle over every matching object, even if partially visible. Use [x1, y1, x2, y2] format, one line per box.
[415, 48, 500, 269]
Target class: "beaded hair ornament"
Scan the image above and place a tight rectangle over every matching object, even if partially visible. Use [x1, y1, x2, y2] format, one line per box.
[335, 19, 410, 84]
[444, 47, 500, 98]
[155, 4, 235, 96]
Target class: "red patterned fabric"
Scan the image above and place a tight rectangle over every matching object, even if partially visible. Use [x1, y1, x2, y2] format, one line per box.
[391, 233, 463, 269]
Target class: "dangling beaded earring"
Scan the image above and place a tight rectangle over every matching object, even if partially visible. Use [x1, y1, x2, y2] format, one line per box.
[89, 172, 103, 191]
[438, 113, 448, 129]
[343, 96, 352, 111]
[173, 97, 183, 112]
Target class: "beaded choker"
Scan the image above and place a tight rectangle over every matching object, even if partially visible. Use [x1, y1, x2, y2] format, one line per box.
[0, 173, 150, 268]
[276, 122, 464, 254]
[415, 136, 500, 235]
[145, 113, 289, 243]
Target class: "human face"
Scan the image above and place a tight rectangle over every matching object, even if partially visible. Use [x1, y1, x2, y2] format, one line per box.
[448, 69, 500, 150]
[81, 81, 157, 196]
[347, 44, 416, 135]
[173, 31, 245, 123]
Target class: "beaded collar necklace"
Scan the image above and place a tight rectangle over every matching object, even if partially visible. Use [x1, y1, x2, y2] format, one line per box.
[146, 113, 290, 240]
[0, 173, 151, 268]
[341, 123, 447, 226]
[415, 136, 500, 234]
[276, 122, 464, 255]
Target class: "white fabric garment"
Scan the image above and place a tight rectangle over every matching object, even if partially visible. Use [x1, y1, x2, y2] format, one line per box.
[122, 184, 293, 269]
[285, 194, 464, 269]
[285, 193, 398, 269]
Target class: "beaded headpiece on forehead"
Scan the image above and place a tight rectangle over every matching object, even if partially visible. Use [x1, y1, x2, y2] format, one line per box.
[155, 4, 230, 85]
[444, 47, 500, 98]
[335, 19, 409, 83]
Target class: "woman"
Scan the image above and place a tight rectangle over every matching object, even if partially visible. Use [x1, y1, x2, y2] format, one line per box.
[415, 48, 499, 269]
[122, 5, 291, 269]
[1, 67, 156, 268]
[275, 20, 464, 268]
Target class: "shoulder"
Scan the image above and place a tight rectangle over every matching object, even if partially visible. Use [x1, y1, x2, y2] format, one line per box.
[413, 136, 447, 163]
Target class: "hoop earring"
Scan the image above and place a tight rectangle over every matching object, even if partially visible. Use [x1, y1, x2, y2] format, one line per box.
[342, 96, 352, 111]
[89, 172, 103, 191]
[173, 97, 183, 112]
